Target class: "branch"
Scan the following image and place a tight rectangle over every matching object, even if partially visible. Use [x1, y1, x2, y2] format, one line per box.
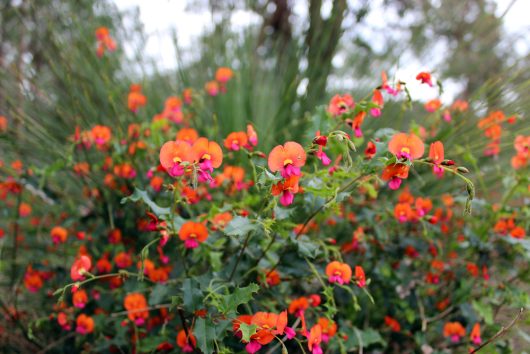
[469, 308, 524, 353]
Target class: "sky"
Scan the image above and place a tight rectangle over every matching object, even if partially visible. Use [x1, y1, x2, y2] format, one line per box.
[113, 0, 529, 102]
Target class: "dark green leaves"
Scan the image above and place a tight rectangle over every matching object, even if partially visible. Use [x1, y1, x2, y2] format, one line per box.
[224, 216, 257, 238]
[215, 283, 260, 315]
[121, 187, 170, 216]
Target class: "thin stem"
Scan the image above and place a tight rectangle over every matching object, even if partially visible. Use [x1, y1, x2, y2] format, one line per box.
[11, 191, 22, 287]
[228, 232, 253, 282]
[469, 308, 524, 353]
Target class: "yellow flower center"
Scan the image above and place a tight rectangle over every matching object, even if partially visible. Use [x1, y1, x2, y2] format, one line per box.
[401, 147, 410, 154]
[173, 157, 182, 163]
[203, 153, 211, 160]
[189, 233, 196, 239]
[283, 159, 293, 166]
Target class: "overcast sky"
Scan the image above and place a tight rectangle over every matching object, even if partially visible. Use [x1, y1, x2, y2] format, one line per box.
[113, 0, 529, 102]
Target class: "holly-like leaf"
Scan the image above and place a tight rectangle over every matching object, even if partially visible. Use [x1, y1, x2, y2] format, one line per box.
[121, 188, 170, 216]
[194, 317, 216, 354]
[224, 216, 257, 238]
[239, 322, 258, 343]
[149, 284, 169, 305]
[217, 283, 260, 315]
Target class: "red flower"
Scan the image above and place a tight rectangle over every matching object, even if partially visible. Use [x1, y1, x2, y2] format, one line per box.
[71, 255, 92, 281]
[416, 71, 433, 86]
[327, 94, 355, 117]
[177, 329, 197, 352]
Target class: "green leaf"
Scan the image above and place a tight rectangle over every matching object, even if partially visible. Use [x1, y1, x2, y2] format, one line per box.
[296, 235, 321, 259]
[149, 284, 169, 305]
[137, 336, 167, 352]
[239, 322, 258, 343]
[217, 283, 260, 315]
[472, 300, 494, 325]
[344, 327, 384, 349]
[224, 216, 257, 238]
[194, 317, 216, 354]
[121, 187, 170, 216]
[182, 278, 204, 311]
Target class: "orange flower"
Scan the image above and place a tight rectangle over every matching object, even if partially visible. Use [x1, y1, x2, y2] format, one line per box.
[159, 140, 192, 177]
[124, 293, 149, 325]
[113, 163, 136, 179]
[424, 99, 442, 112]
[325, 261, 352, 285]
[250, 312, 279, 345]
[73, 289, 88, 309]
[349, 111, 366, 137]
[317, 318, 337, 341]
[205, 81, 219, 96]
[370, 89, 384, 117]
[381, 163, 410, 190]
[76, 314, 94, 334]
[128, 84, 147, 112]
[327, 94, 355, 117]
[183, 88, 193, 105]
[73, 162, 90, 176]
[470, 323, 481, 345]
[265, 269, 281, 287]
[191, 137, 223, 181]
[451, 99, 468, 112]
[162, 96, 183, 123]
[271, 175, 300, 206]
[177, 329, 197, 352]
[416, 71, 433, 86]
[224, 131, 248, 151]
[288, 296, 309, 317]
[51, 226, 68, 244]
[95, 27, 116, 57]
[268, 141, 306, 178]
[415, 197, 432, 217]
[355, 265, 366, 287]
[0, 115, 7, 132]
[71, 255, 92, 281]
[211, 212, 233, 230]
[510, 226, 525, 239]
[246, 124, 258, 147]
[389, 132, 425, 160]
[307, 324, 322, 354]
[24, 266, 43, 292]
[365, 141, 377, 159]
[91, 125, 112, 147]
[233, 314, 253, 339]
[19, 202, 32, 217]
[443, 321, 466, 342]
[429, 141, 444, 164]
[114, 252, 133, 268]
[176, 128, 199, 144]
[215, 67, 234, 84]
[429, 141, 445, 177]
[179, 221, 208, 249]
[384, 316, 401, 332]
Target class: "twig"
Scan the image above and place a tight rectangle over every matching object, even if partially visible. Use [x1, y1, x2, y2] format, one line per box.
[110, 303, 173, 317]
[469, 308, 524, 353]
[228, 231, 253, 282]
[36, 332, 75, 354]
